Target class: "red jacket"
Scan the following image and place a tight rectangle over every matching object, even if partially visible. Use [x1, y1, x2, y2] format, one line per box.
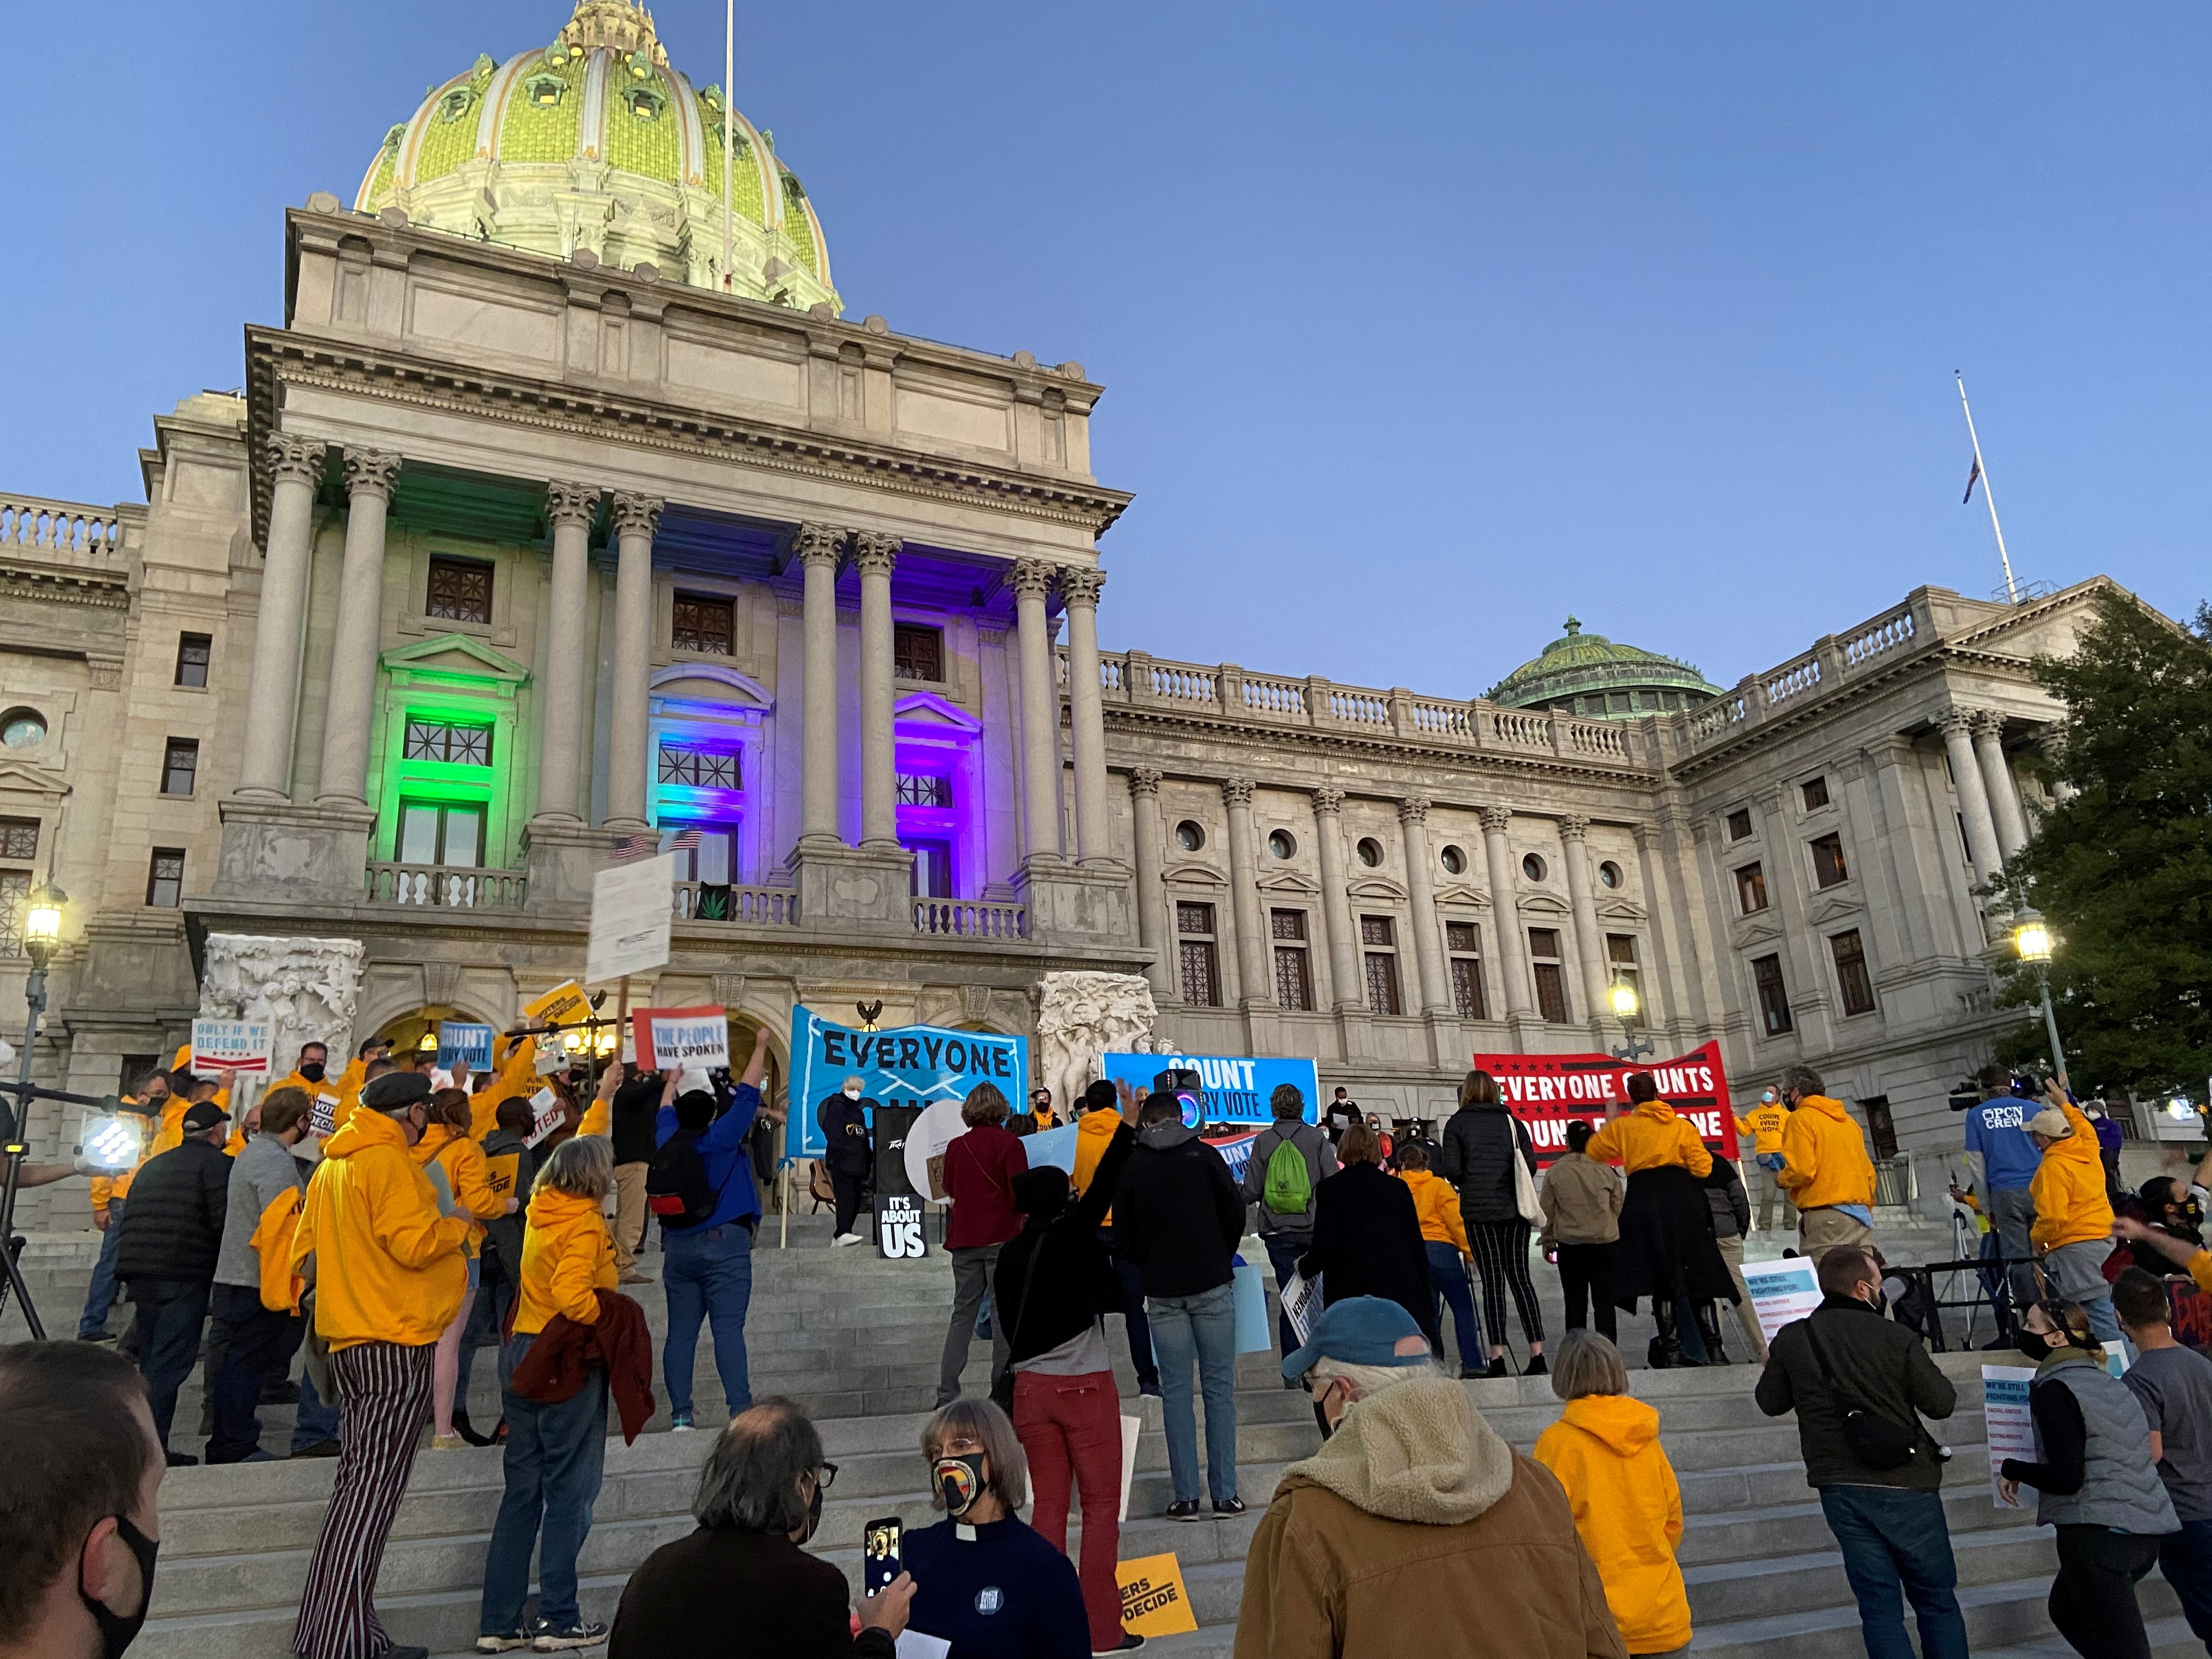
[511, 1288, 656, 1443]
[943, 1124, 1029, 1250]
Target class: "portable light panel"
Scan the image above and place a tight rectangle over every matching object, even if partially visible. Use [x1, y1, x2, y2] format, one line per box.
[79, 1108, 144, 1173]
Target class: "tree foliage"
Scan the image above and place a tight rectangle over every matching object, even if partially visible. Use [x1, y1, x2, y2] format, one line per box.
[1992, 589, 2212, 1096]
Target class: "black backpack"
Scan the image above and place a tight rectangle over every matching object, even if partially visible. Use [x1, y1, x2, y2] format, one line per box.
[647, 1127, 718, 1229]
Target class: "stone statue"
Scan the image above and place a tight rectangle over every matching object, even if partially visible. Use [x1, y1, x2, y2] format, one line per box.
[200, 935, 366, 1079]
[1033, 972, 1158, 1111]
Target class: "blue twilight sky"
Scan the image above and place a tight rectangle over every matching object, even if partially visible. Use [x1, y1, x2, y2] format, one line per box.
[9, 4, 2209, 696]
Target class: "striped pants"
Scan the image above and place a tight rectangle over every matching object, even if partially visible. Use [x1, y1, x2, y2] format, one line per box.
[292, 1340, 433, 1659]
[1466, 1217, 1546, 1350]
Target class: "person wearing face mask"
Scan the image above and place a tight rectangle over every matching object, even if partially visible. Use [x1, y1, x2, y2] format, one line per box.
[1756, 1245, 1966, 1659]
[0, 1342, 167, 1659]
[607, 1398, 912, 1657]
[2025, 1093, 2126, 1353]
[816, 1075, 874, 1246]
[1999, 1295, 2178, 1658]
[901, 1398, 1092, 1658]
[1774, 1064, 1877, 1256]
[268, 1041, 332, 1101]
[1733, 1086, 1792, 1233]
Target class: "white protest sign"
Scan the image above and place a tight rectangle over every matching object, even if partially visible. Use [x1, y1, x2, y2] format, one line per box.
[586, 854, 674, 984]
[1118, 1412, 1142, 1524]
[522, 1086, 566, 1149]
[1745, 1256, 1823, 1346]
[190, 1018, 272, 1077]
[310, 1092, 340, 1138]
[633, 1006, 730, 1072]
[905, 1098, 971, 1201]
[1984, 1364, 2038, 1510]
[1281, 1271, 1323, 1347]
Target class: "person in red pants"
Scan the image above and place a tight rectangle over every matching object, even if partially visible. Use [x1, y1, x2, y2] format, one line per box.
[994, 1080, 1147, 1654]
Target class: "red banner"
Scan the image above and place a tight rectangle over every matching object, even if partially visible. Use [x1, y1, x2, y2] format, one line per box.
[1470, 1040, 1739, 1166]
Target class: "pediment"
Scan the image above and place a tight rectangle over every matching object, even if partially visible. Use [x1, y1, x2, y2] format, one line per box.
[1735, 915, 1786, 949]
[1805, 890, 1863, 927]
[651, 661, 772, 712]
[0, 758, 70, 799]
[382, 633, 529, 685]
[1435, 882, 1491, 909]
[1346, 876, 1408, 902]
[1163, 860, 1226, 888]
[893, 690, 983, 734]
[1517, 891, 1571, 917]
[1255, 870, 1321, 895]
[1596, 898, 1649, 923]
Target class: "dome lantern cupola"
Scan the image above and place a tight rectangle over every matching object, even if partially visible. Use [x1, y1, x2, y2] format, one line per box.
[1486, 617, 1722, 721]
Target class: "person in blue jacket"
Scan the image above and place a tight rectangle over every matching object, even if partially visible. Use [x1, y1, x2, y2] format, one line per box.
[1963, 1063, 2042, 1339]
[656, 1029, 777, 1431]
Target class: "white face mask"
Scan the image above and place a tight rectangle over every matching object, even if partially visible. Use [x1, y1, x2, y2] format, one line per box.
[842, 1085, 861, 1100]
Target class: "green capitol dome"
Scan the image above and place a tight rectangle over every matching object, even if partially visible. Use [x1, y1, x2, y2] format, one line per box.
[355, 0, 838, 311]
[1486, 617, 1722, 721]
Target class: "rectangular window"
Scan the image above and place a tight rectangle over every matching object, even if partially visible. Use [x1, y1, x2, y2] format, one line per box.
[119, 1054, 159, 1099]
[160, 738, 200, 797]
[426, 556, 493, 624]
[1177, 902, 1220, 1007]
[894, 624, 945, 682]
[1528, 928, 1569, 1023]
[1607, 933, 1642, 1025]
[1736, 862, 1769, 914]
[1364, 952, 1402, 1017]
[0, 817, 37, 861]
[146, 848, 185, 909]
[672, 592, 735, 656]
[403, 718, 493, 766]
[1726, 808, 1753, 841]
[659, 745, 741, 789]
[1271, 909, 1313, 1012]
[1359, 914, 1395, 947]
[670, 828, 737, 887]
[1802, 776, 1830, 811]
[174, 632, 211, 688]
[1446, 921, 1487, 1020]
[1752, 952, 1793, 1036]
[0, 870, 26, 955]
[1810, 832, 1849, 889]
[907, 838, 953, 900]
[396, 800, 484, 868]
[1863, 1094, 1899, 1161]
[1831, 928, 1876, 1017]
[896, 773, 953, 808]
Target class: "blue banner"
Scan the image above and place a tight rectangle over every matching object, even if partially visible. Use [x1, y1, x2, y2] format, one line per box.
[436, 1021, 494, 1073]
[1100, 1052, 1320, 1128]
[785, 1006, 1027, 1161]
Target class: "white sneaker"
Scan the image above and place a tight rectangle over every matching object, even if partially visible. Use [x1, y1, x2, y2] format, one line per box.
[832, 1232, 864, 1247]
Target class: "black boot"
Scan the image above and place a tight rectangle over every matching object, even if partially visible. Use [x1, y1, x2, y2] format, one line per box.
[1647, 1300, 1683, 1370]
[454, 1407, 494, 1448]
[1695, 1301, 1729, 1366]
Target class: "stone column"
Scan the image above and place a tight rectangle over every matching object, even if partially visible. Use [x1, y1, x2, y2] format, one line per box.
[1398, 798, 1450, 1013]
[1560, 815, 1611, 1023]
[795, 523, 845, 847]
[1013, 558, 1064, 864]
[1313, 788, 1362, 1010]
[1059, 569, 1113, 865]
[2038, 729, 2078, 805]
[854, 531, 901, 850]
[237, 436, 326, 799]
[533, 482, 599, 824]
[314, 449, 403, 807]
[1940, 709, 2004, 894]
[1129, 768, 1171, 996]
[1479, 805, 1534, 1014]
[605, 492, 662, 832]
[1972, 710, 2031, 857]
[1223, 778, 1269, 1005]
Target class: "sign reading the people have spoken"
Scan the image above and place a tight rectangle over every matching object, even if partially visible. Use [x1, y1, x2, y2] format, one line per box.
[1470, 1040, 1740, 1165]
[1115, 1554, 1198, 1638]
[189, 1018, 272, 1076]
[1101, 1052, 1319, 1127]
[783, 1006, 1025, 1161]
[631, 1006, 729, 1072]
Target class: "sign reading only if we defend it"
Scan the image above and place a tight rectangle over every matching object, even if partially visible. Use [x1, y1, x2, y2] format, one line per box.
[784, 1006, 1026, 1161]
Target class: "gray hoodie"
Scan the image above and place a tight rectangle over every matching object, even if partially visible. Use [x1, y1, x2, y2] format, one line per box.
[214, 1132, 306, 1290]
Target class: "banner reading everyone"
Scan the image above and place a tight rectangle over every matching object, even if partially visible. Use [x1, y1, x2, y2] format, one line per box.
[785, 1006, 1026, 1161]
[1470, 1040, 1738, 1165]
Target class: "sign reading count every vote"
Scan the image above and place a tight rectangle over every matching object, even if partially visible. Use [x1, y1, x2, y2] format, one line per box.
[784, 1006, 1027, 1161]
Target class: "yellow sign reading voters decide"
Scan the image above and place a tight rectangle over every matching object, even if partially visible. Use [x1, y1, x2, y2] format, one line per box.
[1116, 1553, 1198, 1638]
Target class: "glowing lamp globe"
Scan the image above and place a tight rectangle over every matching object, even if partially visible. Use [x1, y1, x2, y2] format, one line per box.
[2013, 918, 2053, 965]
[1609, 981, 1640, 1020]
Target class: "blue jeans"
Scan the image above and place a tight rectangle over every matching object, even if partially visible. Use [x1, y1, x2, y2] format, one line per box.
[2162, 1517, 2212, 1653]
[479, 1331, 609, 1634]
[206, 1284, 303, 1463]
[663, 1221, 754, 1418]
[1818, 1485, 1969, 1659]
[135, 1279, 211, 1449]
[1148, 1282, 1239, 1505]
[292, 1362, 341, 1451]
[2081, 1291, 2125, 1352]
[1426, 1242, 1483, 1369]
[1261, 1233, 1309, 1362]
[455, 1274, 512, 1411]
[78, 1199, 126, 1336]
[1101, 1230, 1159, 1390]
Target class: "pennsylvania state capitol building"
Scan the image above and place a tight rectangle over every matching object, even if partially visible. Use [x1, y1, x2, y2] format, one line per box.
[0, 0, 2137, 1226]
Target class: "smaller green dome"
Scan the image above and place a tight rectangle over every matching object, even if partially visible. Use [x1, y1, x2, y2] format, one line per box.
[1486, 617, 1722, 721]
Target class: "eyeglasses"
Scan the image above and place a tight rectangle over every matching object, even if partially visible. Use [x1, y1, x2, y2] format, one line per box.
[816, 1462, 838, 1489]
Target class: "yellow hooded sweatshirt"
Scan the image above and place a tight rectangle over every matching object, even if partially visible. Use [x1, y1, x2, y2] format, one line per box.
[1400, 1169, 1471, 1253]
[1776, 1094, 1875, 1210]
[291, 1108, 470, 1349]
[1734, 1101, 1787, 1156]
[1073, 1107, 1122, 1226]
[514, 1187, 617, 1335]
[1532, 1394, 1690, 1656]
[2030, 1102, 2115, 1252]
[411, 1124, 506, 1256]
[1588, 1101, 1713, 1178]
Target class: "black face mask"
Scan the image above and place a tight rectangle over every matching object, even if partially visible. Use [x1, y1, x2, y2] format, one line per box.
[797, 1477, 825, 1545]
[298, 1062, 326, 1085]
[2018, 1331, 2055, 1362]
[80, 1514, 158, 1659]
[1313, 1399, 1335, 1440]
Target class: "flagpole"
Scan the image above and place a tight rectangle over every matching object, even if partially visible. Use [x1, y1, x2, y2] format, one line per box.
[1956, 371, 2019, 605]
[721, 0, 735, 294]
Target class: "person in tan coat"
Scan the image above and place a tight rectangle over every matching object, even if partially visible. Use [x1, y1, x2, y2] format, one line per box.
[1541, 1119, 1625, 1342]
[1237, 1295, 1628, 1659]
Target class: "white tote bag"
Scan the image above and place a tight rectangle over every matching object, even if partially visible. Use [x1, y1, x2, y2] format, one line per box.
[1511, 1121, 1547, 1228]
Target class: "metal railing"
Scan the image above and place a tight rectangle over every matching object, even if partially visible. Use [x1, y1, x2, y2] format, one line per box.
[366, 862, 528, 909]
[673, 882, 799, 924]
[913, 899, 1026, 939]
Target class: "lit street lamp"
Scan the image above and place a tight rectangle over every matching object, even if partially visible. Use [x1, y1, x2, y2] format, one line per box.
[2011, 906, 2068, 1088]
[1609, 978, 1654, 1063]
[12, 877, 65, 1113]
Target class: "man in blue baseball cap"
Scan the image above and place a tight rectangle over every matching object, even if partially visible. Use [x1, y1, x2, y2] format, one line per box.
[1238, 1296, 1626, 1658]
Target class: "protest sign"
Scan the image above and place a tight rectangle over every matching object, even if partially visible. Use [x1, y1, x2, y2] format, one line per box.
[1984, 1365, 2038, 1510]
[522, 1086, 566, 1149]
[586, 854, 674, 983]
[435, 1021, 494, 1072]
[1744, 1256, 1822, 1346]
[1281, 1271, 1323, 1346]
[309, 1092, 340, 1138]
[905, 1099, 970, 1201]
[2171, 1279, 2212, 1353]
[1206, 1128, 1260, 1186]
[1118, 1414, 1142, 1523]
[1022, 1121, 1081, 1175]
[632, 1006, 730, 1072]
[1101, 1052, 1318, 1127]
[524, 980, 592, 1027]
[784, 1006, 1026, 1161]
[1116, 1554, 1199, 1639]
[1471, 1041, 1739, 1164]
[876, 1194, 929, 1260]
[189, 1018, 271, 1077]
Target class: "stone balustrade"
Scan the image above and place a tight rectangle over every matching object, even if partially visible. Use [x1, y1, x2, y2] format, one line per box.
[914, 898, 1027, 939]
[0, 492, 132, 566]
[1676, 593, 1935, 756]
[366, 862, 529, 909]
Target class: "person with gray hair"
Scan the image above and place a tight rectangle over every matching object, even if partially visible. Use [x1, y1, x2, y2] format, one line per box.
[608, 1398, 912, 1657]
[816, 1074, 874, 1247]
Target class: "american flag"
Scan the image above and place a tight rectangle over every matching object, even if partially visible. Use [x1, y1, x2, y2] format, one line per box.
[611, 830, 703, 861]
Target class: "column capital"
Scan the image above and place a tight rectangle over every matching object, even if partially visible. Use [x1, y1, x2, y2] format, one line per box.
[1629, 820, 1660, 850]
[1397, 796, 1430, 826]
[1311, 786, 1346, 816]
[1057, 567, 1104, 609]
[266, 435, 327, 487]
[342, 448, 403, 501]
[1222, 777, 1256, 810]
[1128, 766, 1162, 798]
[545, 481, 601, 527]
[1938, 707, 1978, 741]
[1011, 557, 1057, 603]
[610, 492, 663, 538]
[1558, 812, 1591, 842]
[1970, 708, 2007, 741]
[851, 530, 901, 575]
[794, 521, 845, 569]
[1477, 804, 1514, 835]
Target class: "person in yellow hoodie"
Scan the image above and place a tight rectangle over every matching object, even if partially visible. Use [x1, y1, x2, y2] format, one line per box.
[415, 1087, 518, 1450]
[288, 1069, 471, 1659]
[77, 1068, 171, 1341]
[2027, 1093, 2126, 1351]
[1734, 1087, 1793, 1232]
[1397, 1142, 1485, 1379]
[1073, 1078, 1162, 1398]
[1776, 1063, 1877, 1256]
[1533, 1330, 1690, 1656]
[478, 1133, 619, 1653]
[1588, 1074, 1734, 1369]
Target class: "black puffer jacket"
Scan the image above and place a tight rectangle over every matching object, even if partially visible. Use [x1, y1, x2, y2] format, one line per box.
[1438, 1101, 1536, 1224]
[116, 1135, 230, 1285]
